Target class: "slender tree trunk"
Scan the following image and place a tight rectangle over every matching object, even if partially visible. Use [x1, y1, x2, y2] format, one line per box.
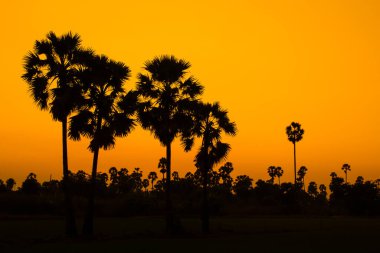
[345, 172, 347, 184]
[83, 146, 99, 236]
[201, 164, 210, 233]
[165, 142, 173, 233]
[278, 177, 281, 185]
[62, 118, 77, 237]
[83, 116, 102, 236]
[293, 142, 297, 186]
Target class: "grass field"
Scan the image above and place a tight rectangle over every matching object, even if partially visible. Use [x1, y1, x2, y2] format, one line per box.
[0, 216, 378, 253]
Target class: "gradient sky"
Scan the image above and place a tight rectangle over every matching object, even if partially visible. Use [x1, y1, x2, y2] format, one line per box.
[0, 0, 379, 187]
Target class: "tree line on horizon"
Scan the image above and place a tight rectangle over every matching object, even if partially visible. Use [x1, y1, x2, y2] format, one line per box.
[0, 162, 379, 219]
[18, 31, 379, 237]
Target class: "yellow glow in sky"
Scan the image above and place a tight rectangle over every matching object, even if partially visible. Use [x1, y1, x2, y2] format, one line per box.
[0, 0, 379, 186]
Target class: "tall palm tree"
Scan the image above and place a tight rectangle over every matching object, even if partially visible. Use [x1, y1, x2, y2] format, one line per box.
[341, 163, 351, 184]
[194, 102, 236, 233]
[136, 55, 203, 232]
[286, 122, 304, 185]
[22, 31, 92, 236]
[69, 54, 136, 235]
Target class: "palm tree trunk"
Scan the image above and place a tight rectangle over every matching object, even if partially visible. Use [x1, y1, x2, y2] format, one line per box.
[201, 164, 210, 233]
[165, 142, 173, 233]
[83, 116, 102, 236]
[293, 142, 297, 186]
[83, 146, 99, 236]
[278, 176, 281, 185]
[62, 117, 77, 237]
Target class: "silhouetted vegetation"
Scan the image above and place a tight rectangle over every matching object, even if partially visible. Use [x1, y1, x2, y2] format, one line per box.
[136, 55, 203, 233]
[19, 31, 380, 242]
[286, 122, 304, 185]
[22, 32, 93, 236]
[0, 165, 378, 219]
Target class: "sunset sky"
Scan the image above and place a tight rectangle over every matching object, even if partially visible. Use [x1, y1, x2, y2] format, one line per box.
[0, 0, 379, 186]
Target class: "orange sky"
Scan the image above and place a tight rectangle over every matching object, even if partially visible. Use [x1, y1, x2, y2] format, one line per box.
[0, 0, 379, 187]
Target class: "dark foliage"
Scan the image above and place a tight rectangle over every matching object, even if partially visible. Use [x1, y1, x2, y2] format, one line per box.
[1, 167, 378, 218]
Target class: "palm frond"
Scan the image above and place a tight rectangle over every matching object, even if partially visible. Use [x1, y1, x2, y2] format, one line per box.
[69, 110, 95, 140]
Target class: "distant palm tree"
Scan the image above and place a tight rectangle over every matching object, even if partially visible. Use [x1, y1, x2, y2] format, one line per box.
[307, 181, 318, 198]
[194, 102, 236, 233]
[286, 122, 304, 185]
[172, 171, 180, 182]
[137, 55, 203, 232]
[297, 166, 308, 190]
[276, 166, 284, 185]
[148, 171, 158, 190]
[142, 179, 149, 192]
[158, 157, 167, 180]
[341, 163, 351, 183]
[22, 31, 92, 236]
[5, 178, 16, 191]
[69, 54, 136, 235]
[267, 166, 277, 184]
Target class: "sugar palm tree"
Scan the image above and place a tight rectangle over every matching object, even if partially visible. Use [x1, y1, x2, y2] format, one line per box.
[148, 171, 158, 190]
[194, 102, 236, 233]
[137, 55, 203, 232]
[286, 122, 304, 185]
[142, 179, 149, 192]
[276, 166, 284, 185]
[5, 178, 16, 191]
[22, 31, 92, 236]
[69, 54, 136, 235]
[341, 163, 351, 184]
[267, 166, 277, 184]
[158, 157, 167, 180]
[297, 166, 308, 190]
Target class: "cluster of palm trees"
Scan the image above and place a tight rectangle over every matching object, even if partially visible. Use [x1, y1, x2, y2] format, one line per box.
[22, 31, 236, 236]
[267, 166, 284, 185]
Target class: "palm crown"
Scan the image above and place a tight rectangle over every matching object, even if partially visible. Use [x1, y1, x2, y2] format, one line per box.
[137, 55, 204, 148]
[286, 122, 304, 144]
[69, 54, 136, 152]
[22, 31, 91, 121]
[195, 102, 237, 171]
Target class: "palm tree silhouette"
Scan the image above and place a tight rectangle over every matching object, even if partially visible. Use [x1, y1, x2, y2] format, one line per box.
[148, 171, 158, 190]
[276, 166, 284, 185]
[286, 122, 304, 185]
[22, 31, 92, 236]
[341, 163, 351, 183]
[194, 102, 236, 233]
[158, 157, 167, 180]
[136, 55, 203, 232]
[267, 166, 277, 184]
[5, 178, 16, 191]
[297, 166, 308, 190]
[69, 54, 136, 235]
[142, 179, 149, 192]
